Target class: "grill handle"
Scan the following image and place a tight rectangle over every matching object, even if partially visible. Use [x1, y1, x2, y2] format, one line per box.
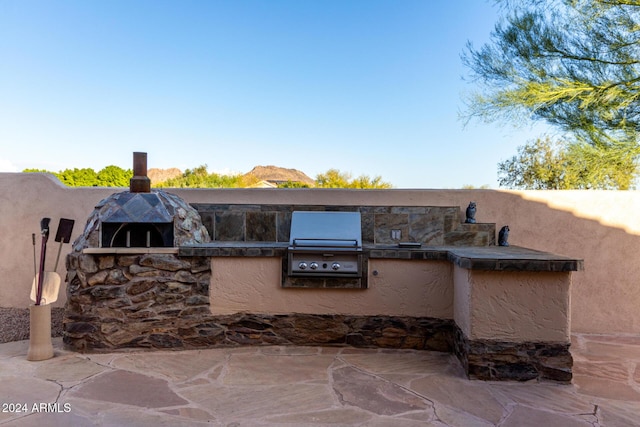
[292, 238, 359, 248]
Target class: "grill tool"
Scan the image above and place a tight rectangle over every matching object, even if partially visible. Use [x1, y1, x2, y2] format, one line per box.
[30, 218, 74, 305]
[33, 218, 50, 306]
[32, 233, 37, 279]
[53, 218, 75, 271]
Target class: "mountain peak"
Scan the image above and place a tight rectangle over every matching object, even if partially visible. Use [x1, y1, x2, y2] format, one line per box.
[244, 165, 315, 186]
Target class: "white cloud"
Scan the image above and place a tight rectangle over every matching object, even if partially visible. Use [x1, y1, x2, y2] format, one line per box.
[0, 158, 19, 172]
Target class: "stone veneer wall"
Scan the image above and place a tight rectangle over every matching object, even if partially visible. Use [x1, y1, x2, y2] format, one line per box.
[193, 204, 495, 246]
[64, 253, 212, 350]
[452, 328, 572, 382]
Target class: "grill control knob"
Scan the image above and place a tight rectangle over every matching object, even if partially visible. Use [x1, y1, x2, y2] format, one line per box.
[310, 262, 319, 270]
[298, 262, 308, 270]
[331, 262, 341, 270]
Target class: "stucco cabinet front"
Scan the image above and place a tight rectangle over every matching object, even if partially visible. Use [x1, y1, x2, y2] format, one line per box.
[210, 258, 454, 319]
[453, 266, 571, 343]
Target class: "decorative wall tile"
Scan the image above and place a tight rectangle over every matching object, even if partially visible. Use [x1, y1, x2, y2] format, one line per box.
[246, 212, 276, 242]
[198, 212, 215, 240]
[277, 212, 292, 243]
[215, 212, 245, 241]
[374, 213, 409, 244]
[409, 213, 444, 245]
[192, 204, 495, 247]
[361, 213, 375, 244]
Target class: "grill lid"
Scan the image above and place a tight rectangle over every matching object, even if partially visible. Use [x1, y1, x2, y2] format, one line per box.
[288, 211, 363, 277]
[289, 211, 362, 249]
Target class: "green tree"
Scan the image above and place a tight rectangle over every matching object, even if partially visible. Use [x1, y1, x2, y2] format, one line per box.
[156, 165, 244, 188]
[498, 137, 572, 189]
[97, 166, 132, 187]
[24, 166, 133, 187]
[498, 137, 637, 189]
[564, 139, 638, 189]
[348, 174, 393, 189]
[23, 168, 50, 173]
[56, 168, 98, 186]
[315, 169, 392, 189]
[315, 169, 351, 188]
[277, 180, 310, 188]
[463, 0, 640, 188]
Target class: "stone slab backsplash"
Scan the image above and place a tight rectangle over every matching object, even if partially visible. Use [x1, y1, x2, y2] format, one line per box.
[192, 204, 495, 246]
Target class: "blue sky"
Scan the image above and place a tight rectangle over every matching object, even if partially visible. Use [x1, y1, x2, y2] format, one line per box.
[0, 0, 550, 188]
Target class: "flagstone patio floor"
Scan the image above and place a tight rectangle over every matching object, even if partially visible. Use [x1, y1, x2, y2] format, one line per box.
[1, 333, 639, 426]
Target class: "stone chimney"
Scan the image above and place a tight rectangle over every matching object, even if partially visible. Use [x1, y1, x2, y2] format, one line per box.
[130, 152, 151, 193]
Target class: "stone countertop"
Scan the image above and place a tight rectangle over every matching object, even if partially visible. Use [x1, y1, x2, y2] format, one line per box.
[368, 245, 583, 272]
[448, 245, 583, 272]
[179, 242, 289, 257]
[178, 243, 583, 272]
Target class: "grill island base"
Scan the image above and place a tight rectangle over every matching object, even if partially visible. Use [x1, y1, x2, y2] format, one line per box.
[65, 244, 579, 383]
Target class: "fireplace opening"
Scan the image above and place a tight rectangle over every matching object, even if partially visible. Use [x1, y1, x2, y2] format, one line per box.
[102, 222, 173, 248]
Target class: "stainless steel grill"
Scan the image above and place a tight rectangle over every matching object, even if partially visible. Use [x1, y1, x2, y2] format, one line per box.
[287, 211, 363, 278]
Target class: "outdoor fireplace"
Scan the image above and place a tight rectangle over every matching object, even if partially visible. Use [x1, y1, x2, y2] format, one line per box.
[64, 152, 212, 350]
[69, 152, 209, 251]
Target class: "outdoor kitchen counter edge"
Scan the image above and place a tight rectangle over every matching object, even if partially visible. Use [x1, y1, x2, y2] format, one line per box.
[176, 243, 583, 272]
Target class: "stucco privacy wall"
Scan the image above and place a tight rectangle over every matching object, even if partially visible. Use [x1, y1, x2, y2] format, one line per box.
[1, 172, 639, 334]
